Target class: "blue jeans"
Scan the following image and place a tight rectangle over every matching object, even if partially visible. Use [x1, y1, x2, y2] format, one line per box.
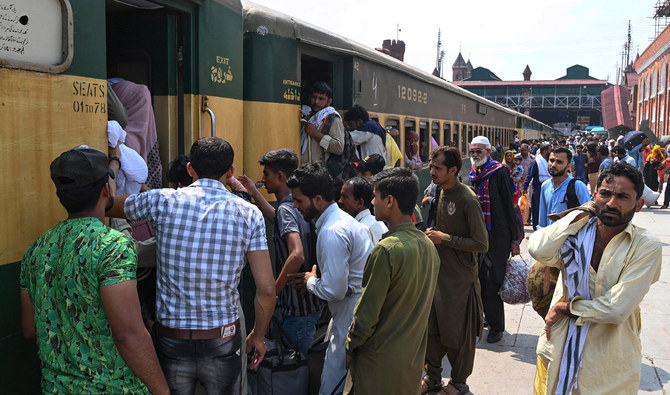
[156, 330, 242, 395]
[281, 310, 321, 355]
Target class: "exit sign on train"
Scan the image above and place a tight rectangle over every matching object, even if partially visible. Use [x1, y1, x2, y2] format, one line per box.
[577, 116, 590, 124]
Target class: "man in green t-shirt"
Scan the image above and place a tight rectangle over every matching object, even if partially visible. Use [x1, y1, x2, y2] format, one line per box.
[20, 146, 167, 394]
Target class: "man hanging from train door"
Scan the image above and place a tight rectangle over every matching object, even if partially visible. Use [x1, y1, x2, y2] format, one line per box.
[301, 82, 356, 179]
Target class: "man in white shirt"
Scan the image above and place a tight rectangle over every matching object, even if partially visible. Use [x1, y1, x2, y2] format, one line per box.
[338, 176, 388, 245]
[287, 163, 373, 395]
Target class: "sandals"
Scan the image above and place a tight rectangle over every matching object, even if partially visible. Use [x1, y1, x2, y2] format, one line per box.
[421, 375, 443, 394]
[437, 381, 469, 395]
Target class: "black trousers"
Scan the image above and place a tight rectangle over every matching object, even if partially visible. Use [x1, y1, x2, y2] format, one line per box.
[479, 267, 505, 333]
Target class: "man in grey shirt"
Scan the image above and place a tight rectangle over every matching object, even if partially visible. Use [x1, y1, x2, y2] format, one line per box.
[287, 163, 373, 395]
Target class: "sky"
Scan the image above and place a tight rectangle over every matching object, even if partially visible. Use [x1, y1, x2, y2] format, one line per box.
[247, 0, 664, 83]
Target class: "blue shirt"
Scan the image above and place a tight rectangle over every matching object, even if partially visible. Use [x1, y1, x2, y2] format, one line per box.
[538, 176, 592, 228]
[573, 153, 588, 181]
[599, 156, 613, 172]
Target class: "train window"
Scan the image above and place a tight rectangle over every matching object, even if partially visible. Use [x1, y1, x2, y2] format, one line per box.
[385, 116, 400, 147]
[431, 121, 440, 149]
[405, 118, 416, 155]
[419, 120, 430, 162]
[370, 113, 379, 123]
[443, 123, 451, 147]
[0, 0, 74, 73]
[467, 125, 473, 149]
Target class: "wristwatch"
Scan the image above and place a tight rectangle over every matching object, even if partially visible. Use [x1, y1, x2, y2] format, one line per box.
[109, 156, 121, 170]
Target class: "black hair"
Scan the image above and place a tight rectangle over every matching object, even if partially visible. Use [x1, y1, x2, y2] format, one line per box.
[310, 81, 333, 99]
[597, 161, 644, 199]
[56, 175, 108, 214]
[586, 142, 597, 153]
[540, 144, 551, 154]
[167, 154, 193, 187]
[551, 147, 572, 162]
[361, 154, 386, 175]
[596, 144, 610, 156]
[372, 167, 419, 215]
[344, 177, 374, 210]
[259, 149, 299, 178]
[189, 137, 234, 180]
[343, 104, 370, 123]
[430, 146, 462, 172]
[611, 146, 627, 156]
[287, 162, 334, 202]
[576, 144, 583, 149]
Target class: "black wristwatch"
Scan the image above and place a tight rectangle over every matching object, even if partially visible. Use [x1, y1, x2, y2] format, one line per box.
[109, 156, 121, 170]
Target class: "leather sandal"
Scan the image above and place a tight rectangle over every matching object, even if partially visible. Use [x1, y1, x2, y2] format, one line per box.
[421, 375, 443, 394]
[438, 381, 469, 395]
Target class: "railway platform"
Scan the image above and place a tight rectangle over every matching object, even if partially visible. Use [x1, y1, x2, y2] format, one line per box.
[426, 203, 670, 395]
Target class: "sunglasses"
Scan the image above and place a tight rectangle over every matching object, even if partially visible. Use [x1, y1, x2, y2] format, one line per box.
[469, 149, 485, 155]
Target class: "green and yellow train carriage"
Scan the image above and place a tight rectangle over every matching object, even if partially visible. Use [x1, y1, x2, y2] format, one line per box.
[1, 0, 554, 391]
[1, 0, 244, 391]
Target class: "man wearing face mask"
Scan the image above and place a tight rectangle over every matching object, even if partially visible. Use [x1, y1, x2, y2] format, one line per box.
[467, 136, 519, 343]
[529, 161, 661, 394]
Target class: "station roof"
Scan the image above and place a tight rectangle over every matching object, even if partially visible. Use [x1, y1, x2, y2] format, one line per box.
[453, 79, 608, 87]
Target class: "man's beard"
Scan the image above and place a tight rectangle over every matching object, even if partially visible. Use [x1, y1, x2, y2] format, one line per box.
[471, 156, 488, 168]
[549, 166, 567, 177]
[300, 202, 320, 222]
[596, 204, 636, 227]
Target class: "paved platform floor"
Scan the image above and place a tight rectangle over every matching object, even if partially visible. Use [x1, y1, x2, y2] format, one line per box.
[427, 203, 670, 395]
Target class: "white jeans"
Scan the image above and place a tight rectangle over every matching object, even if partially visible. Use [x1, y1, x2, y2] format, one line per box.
[319, 293, 361, 395]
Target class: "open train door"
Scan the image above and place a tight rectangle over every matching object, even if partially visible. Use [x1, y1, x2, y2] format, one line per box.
[105, 0, 244, 183]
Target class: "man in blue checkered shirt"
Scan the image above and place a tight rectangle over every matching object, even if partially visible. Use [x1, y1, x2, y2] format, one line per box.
[107, 137, 276, 394]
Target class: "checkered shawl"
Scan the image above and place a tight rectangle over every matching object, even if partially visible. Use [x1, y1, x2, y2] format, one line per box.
[469, 158, 504, 231]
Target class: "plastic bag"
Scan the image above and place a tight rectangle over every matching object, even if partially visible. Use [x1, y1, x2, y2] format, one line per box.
[499, 255, 531, 304]
[519, 194, 529, 225]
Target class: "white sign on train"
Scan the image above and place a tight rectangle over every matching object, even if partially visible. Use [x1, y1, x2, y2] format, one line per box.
[0, 0, 68, 68]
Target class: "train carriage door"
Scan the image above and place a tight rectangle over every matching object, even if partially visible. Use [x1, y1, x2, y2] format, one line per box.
[106, 0, 244, 183]
[106, 1, 188, 186]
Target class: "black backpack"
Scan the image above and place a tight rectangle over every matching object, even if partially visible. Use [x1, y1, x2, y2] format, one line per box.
[565, 178, 580, 209]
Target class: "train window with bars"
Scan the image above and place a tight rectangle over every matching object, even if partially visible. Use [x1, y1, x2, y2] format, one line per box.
[419, 120, 430, 162]
[467, 125, 473, 149]
[432, 121, 440, 148]
[385, 116, 400, 147]
[443, 123, 451, 147]
[0, 0, 74, 73]
[405, 118, 417, 158]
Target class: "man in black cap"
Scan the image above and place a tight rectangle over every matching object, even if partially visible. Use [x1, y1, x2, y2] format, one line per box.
[20, 145, 168, 394]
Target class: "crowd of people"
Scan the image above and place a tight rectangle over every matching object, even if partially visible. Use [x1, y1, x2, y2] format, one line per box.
[18, 80, 666, 395]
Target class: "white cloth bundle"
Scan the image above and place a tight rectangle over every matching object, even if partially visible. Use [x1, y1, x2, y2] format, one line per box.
[107, 120, 148, 195]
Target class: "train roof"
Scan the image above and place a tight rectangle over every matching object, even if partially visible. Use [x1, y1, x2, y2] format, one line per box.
[242, 1, 555, 131]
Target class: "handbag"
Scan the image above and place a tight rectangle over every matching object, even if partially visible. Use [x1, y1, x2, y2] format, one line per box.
[248, 316, 309, 395]
[519, 193, 529, 224]
[499, 255, 531, 304]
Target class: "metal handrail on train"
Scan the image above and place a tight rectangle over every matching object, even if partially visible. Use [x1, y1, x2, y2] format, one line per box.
[202, 95, 216, 137]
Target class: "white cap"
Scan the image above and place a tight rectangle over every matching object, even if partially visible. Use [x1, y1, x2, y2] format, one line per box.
[470, 135, 491, 148]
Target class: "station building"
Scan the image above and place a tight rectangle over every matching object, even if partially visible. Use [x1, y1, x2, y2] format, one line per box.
[452, 55, 610, 135]
[634, 22, 670, 139]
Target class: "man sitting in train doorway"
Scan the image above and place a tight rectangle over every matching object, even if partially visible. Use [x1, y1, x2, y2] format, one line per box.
[301, 82, 355, 179]
[343, 104, 386, 163]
